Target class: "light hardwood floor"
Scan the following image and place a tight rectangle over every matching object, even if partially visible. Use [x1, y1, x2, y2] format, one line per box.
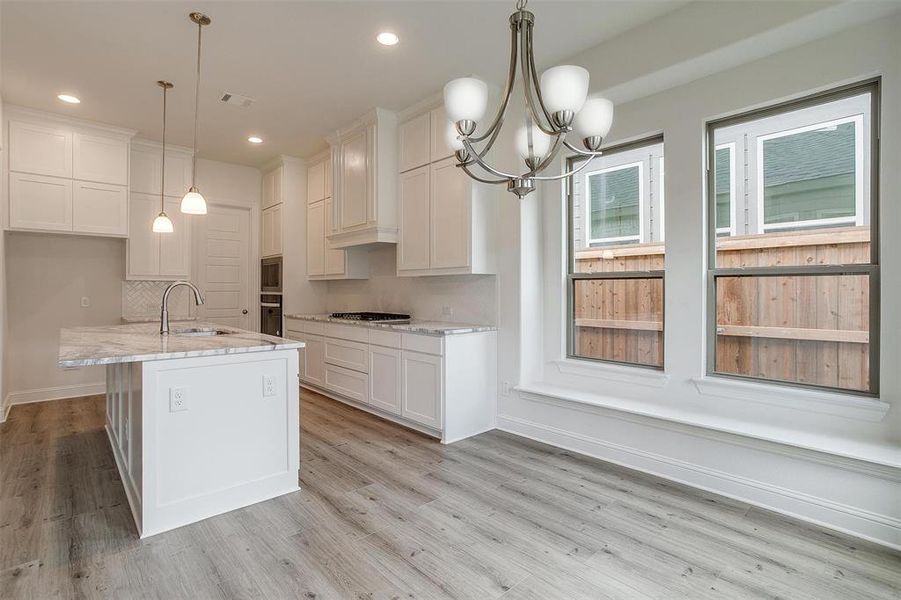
[1, 390, 899, 599]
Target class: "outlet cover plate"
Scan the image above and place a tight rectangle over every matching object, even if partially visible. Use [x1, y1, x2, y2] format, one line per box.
[169, 387, 188, 412]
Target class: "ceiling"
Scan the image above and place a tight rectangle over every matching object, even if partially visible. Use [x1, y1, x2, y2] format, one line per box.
[1, 1, 685, 167]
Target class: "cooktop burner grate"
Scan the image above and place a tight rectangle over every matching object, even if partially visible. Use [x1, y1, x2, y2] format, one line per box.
[330, 312, 411, 322]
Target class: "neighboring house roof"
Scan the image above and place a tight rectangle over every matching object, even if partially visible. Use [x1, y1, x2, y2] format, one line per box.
[763, 122, 855, 187]
[587, 167, 640, 212]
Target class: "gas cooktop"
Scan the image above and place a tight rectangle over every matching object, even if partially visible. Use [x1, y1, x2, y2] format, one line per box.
[330, 312, 412, 323]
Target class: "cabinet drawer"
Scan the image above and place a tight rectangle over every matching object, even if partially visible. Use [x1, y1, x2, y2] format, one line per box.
[402, 333, 444, 356]
[369, 329, 402, 349]
[324, 363, 369, 404]
[326, 323, 369, 344]
[324, 338, 369, 373]
[303, 320, 326, 336]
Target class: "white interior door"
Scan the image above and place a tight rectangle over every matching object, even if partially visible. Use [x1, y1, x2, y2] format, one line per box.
[195, 204, 252, 330]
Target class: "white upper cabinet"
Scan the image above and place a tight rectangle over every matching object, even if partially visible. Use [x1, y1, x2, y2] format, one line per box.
[306, 159, 326, 204]
[324, 197, 347, 276]
[73, 181, 128, 235]
[7, 111, 134, 237]
[9, 120, 73, 178]
[307, 200, 326, 277]
[398, 112, 431, 173]
[327, 108, 398, 248]
[306, 154, 365, 280]
[430, 158, 470, 270]
[430, 105, 456, 162]
[73, 132, 129, 185]
[159, 198, 191, 277]
[261, 165, 284, 209]
[261, 204, 283, 258]
[127, 192, 161, 278]
[397, 166, 431, 272]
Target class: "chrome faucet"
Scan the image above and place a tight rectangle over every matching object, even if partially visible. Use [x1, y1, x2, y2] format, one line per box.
[160, 281, 205, 335]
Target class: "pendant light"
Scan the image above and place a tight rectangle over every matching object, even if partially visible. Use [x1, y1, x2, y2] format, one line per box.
[180, 11, 211, 215]
[152, 81, 175, 233]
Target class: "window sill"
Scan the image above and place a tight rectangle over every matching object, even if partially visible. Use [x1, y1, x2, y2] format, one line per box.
[553, 358, 669, 388]
[691, 376, 889, 423]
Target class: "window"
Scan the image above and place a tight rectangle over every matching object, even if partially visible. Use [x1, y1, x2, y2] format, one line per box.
[568, 137, 665, 369]
[707, 81, 879, 395]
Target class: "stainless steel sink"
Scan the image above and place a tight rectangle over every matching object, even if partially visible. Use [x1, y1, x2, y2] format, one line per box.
[172, 327, 232, 337]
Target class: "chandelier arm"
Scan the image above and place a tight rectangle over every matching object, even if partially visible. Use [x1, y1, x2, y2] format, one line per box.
[459, 163, 510, 185]
[525, 20, 557, 129]
[468, 25, 518, 144]
[530, 156, 599, 181]
[462, 138, 521, 180]
[563, 139, 605, 157]
[519, 19, 558, 137]
[522, 131, 566, 177]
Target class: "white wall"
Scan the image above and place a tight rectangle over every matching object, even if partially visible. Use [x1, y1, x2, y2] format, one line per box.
[496, 8, 901, 548]
[326, 245, 497, 324]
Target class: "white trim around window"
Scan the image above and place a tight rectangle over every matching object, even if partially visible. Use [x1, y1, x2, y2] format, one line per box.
[715, 142, 737, 237]
[584, 161, 644, 245]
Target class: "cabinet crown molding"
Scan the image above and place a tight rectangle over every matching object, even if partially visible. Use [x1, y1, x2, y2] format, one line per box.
[131, 138, 194, 156]
[326, 108, 397, 145]
[6, 105, 138, 139]
[261, 154, 304, 173]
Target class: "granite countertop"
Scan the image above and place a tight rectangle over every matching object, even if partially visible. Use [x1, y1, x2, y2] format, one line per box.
[59, 321, 303, 367]
[121, 316, 198, 324]
[283, 313, 497, 336]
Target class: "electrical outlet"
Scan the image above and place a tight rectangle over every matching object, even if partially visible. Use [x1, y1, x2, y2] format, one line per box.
[502, 381, 512, 396]
[263, 375, 276, 397]
[169, 387, 188, 412]
[441, 305, 454, 319]
[81, 296, 90, 308]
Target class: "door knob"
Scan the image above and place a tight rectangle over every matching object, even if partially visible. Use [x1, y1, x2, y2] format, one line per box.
[242, 309, 248, 314]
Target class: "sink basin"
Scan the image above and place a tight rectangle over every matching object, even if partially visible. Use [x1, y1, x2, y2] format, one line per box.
[172, 327, 232, 337]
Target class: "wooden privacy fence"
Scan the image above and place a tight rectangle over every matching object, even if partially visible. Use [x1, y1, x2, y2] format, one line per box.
[574, 226, 870, 391]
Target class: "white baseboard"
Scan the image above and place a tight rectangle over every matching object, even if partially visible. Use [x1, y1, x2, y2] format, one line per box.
[497, 412, 901, 551]
[5, 382, 106, 410]
[0, 402, 9, 424]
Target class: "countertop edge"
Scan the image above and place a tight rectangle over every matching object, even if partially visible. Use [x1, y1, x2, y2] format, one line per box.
[59, 342, 304, 368]
[283, 314, 497, 336]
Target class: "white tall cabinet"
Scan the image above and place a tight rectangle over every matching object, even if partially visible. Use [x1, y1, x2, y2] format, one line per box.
[261, 164, 283, 258]
[126, 140, 193, 280]
[396, 106, 497, 276]
[5, 109, 135, 237]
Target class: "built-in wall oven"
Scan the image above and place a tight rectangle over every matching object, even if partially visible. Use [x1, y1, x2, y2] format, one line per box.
[261, 257, 282, 293]
[261, 294, 283, 337]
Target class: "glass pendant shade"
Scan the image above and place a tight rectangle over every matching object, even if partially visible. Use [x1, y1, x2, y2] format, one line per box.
[445, 121, 465, 151]
[180, 188, 207, 215]
[515, 123, 552, 161]
[574, 97, 614, 140]
[540, 65, 589, 114]
[152, 212, 174, 233]
[444, 77, 489, 124]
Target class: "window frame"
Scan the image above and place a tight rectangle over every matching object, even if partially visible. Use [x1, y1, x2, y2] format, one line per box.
[584, 160, 644, 245]
[705, 79, 880, 397]
[566, 135, 666, 371]
[714, 142, 737, 236]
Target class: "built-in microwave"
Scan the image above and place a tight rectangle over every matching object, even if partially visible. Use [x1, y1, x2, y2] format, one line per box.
[261, 257, 282, 293]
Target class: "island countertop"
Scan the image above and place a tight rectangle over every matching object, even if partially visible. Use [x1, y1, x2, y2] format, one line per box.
[283, 313, 497, 336]
[59, 321, 303, 367]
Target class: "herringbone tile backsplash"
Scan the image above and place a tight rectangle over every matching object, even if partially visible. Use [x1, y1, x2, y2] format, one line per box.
[122, 281, 193, 321]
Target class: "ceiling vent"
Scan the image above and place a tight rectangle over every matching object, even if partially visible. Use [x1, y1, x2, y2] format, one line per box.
[219, 92, 255, 109]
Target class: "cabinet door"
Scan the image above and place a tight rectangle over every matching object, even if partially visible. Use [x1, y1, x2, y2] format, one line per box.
[397, 166, 430, 271]
[159, 198, 191, 278]
[399, 113, 431, 173]
[369, 346, 401, 415]
[302, 334, 325, 387]
[165, 153, 193, 198]
[130, 147, 161, 195]
[340, 130, 368, 230]
[324, 198, 346, 276]
[9, 172, 73, 232]
[430, 158, 471, 269]
[324, 156, 332, 198]
[262, 166, 283, 209]
[73, 132, 128, 185]
[73, 181, 128, 235]
[307, 160, 325, 204]
[401, 351, 442, 429]
[261, 204, 282, 257]
[430, 106, 456, 162]
[127, 192, 161, 278]
[324, 364, 369, 404]
[9, 121, 73, 178]
[306, 201, 326, 277]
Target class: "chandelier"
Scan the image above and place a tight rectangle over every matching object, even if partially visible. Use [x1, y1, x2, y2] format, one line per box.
[443, 0, 614, 198]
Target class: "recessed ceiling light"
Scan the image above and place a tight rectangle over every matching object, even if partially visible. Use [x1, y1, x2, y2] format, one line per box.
[376, 32, 399, 46]
[57, 94, 81, 104]
[247, 136, 263, 144]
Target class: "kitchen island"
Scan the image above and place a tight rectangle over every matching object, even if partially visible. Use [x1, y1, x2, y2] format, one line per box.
[59, 321, 303, 538]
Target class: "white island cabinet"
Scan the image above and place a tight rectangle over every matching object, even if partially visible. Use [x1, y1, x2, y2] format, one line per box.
[58, 322, 302, 538]
[285, 315, 497, 443]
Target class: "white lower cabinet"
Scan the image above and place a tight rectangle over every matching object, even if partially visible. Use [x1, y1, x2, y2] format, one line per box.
[369, 345, 402, 415]
[401, 350, 442, 429]
[288, 316, 495, 443]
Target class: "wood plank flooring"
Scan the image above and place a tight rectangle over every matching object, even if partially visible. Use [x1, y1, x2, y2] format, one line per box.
[1, 390, 899, 599]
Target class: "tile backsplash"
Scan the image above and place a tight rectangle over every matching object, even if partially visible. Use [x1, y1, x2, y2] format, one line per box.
[122, 280, 193, 321]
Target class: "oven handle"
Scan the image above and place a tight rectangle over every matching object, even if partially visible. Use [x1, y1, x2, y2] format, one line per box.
[261, 303, 282, 308]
